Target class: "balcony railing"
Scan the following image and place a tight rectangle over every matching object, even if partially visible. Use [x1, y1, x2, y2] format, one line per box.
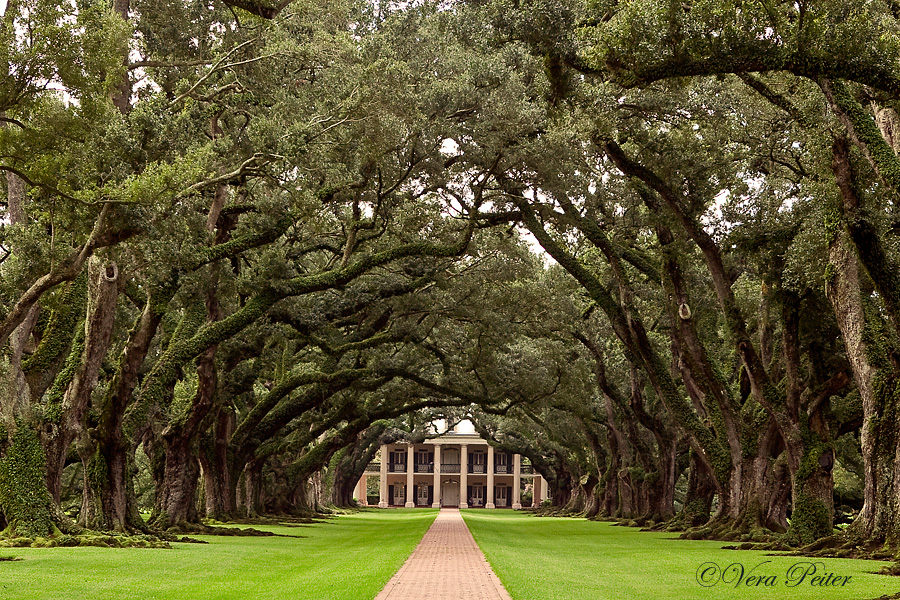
[371, 461, 533, 475]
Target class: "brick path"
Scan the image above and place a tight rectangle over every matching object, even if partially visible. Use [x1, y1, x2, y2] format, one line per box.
[374, 508, 513, 600]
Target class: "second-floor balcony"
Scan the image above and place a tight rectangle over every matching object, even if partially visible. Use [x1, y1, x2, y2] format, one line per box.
[367, 459, 538, 476]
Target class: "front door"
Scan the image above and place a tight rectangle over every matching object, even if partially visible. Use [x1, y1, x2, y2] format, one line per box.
[471, 483, 484, 507]
[417, 484, 429, 506]
[393, 484, 405, 506]
[442, 481, 459, 507]
[496, 485, 507, 508]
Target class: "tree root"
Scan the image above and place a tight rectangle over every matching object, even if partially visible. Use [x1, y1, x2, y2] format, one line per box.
[162, 513, 340, 537]
[217, 514, 332, 526]
[0, 532, 172, 549]
[532, 509, 900, 566]
[160, 522, 277, 537]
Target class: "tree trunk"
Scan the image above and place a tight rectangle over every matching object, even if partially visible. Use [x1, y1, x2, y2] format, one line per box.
[78, 437, 143, 532]
[241, 463, 264, 517]
[199, 408, 236, 520]
[330, 456, 362, 507]
[44, 259, 118, 503]
[682, 450, 716, 526]
[150, 437, 200, 529]
[746, 418, 790, 533]
[583, 475, 602, 518]
[649, 434, 677, 520]
[79, 282, 176, 532]
[546, 470, 572, 508]
[827, 136, 900, 547]
[0, 426, 56, 537]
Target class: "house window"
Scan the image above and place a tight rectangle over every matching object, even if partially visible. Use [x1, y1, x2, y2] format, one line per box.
[390, 450, 407, 472]
[470, 450, 486, 474]
[416, 449, 434, 472]
[495, 452, 509, 473]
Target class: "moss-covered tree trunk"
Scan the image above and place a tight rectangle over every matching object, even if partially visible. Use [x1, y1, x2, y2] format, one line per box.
[329, 436, 379, 508]
[681, 450, 716, 527]
[742, 419, 790, 533]
[44, 259, 118, 504]
[850, 364, 900, 547]
[199, 408, 236, 520]
[76, 279, 178, 532]
[0, 426, 56, 537]
[330, 472, 358, 508]
[241, 462, 264, 517]
[150, 436, 201, 529]
[152, 315, 220, 529]
[582, 475, 603, 519]
[545, 468, 573, 508]
[599, 440, 624, 517]
[828, 136, 900, 547]
[78, 436, 145, 532]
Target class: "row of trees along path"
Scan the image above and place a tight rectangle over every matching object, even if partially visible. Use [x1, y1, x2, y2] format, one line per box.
[0, 0, 898, 564]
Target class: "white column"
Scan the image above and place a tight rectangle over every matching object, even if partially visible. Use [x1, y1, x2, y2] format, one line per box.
[486, 445, 495, 509]
[532, 474, 541, 508]
[356, 475, 368, 506]
[460, 444, 468, 509]
[540, 475, 549, 501]
[512, 454, 522, 509]
[378, 445, 388, 508]
[432, 444, 441, 508]
[405, 443, 415, 507]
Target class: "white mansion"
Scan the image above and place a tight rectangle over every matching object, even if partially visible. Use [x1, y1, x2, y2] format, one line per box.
[356, 426, 548, 509]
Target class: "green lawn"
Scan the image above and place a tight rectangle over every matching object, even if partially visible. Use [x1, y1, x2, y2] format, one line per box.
[462, 510, 900, 600]
[0, 508, 436, 600]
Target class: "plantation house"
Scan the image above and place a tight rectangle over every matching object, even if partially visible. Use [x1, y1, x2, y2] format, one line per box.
[356, 424, 548, 509]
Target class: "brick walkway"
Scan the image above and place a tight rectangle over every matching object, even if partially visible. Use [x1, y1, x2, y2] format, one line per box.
[374, 508, 513, 600]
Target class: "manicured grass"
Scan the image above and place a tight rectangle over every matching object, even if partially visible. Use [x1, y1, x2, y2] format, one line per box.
[0, 508, 436, 600]
[462, 510, 900, 600]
